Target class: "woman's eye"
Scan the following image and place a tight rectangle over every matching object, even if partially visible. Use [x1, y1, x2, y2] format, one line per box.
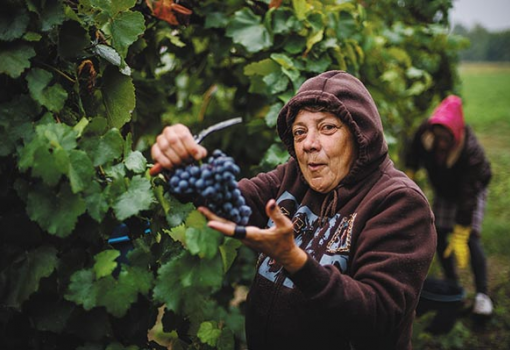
[293, 129, 305, 137]
[321, 124, 339, 133]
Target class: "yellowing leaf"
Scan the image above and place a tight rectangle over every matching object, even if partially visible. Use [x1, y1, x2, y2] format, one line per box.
[292, 0, 307, 20]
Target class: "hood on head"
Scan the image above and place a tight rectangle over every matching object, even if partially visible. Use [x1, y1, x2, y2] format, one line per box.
[276, 70, 388, 185]
[428, 95, 465, 146]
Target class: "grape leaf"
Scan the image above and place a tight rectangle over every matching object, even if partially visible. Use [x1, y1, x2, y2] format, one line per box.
[217, 327, 235, 350]
[305, 52, 332, 73]
[292, 0, 308, 20]
[271, 8, 295, 35]
[58, 20, 91, 59]
[68, 150, 95, 193]
[204, 12, 229, 28]
[102, 66, 136, 129]
[19, 120, 79, 186]
[219, 238, 241, 273]
[305, 29, 324, 55]
[3, 246, 58, 309]
[109, 10, 146, 58]
[244, 58, 279, 76]
[260, 143, 290, 168]
[124, 150, 147, 173]
[96, 266, 153, 317]
[39, 0, 65, 32]
[0, 95, 39, 156]
[65, 269, 98, 310]
[31, 142, 68, 185]
[226, 8, 272, 53]
[197, 321, 221, 347]
[0, 7, 30, 41]
[67, 265, 153, 318]
[153, 253, 223, 313]
[264, 102, 283, 128]
[26, 182, 87, 237]
[84, 181, 110, 222]
[167, 225, 186, 245]
[26, 68, 68, 112]
[93, 250, 120, 279]
[113, 175, 155, 221]
[165, 195, 195, 228]
[185, 227, 222, 260]
[263, 71, 289, 94]
[81, 128, 124, 166]
[0, 42, 36, 78]
[37, 120, 78, 151]
[185, 209, 207, 229]
[179, 255, 223, 289]
[92, 44, 131, 75]
[90, 0, 136, 17]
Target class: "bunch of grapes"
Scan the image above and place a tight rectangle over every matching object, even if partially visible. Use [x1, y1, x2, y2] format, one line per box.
[167, 150, 252, 225]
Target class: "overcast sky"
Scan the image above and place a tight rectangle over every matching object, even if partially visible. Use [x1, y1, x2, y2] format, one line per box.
[449, 0, 510, 31]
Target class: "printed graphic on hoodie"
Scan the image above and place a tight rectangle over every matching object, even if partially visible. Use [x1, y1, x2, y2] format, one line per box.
[257, 191, 356, 288]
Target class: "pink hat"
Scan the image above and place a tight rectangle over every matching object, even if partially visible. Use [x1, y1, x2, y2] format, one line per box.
[429, 95, 465, 146]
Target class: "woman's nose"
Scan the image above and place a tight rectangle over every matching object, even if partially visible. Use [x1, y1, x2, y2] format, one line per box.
[303, 130, 320, 151]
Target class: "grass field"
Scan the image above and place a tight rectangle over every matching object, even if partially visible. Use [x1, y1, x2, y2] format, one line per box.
[460, 62, 510, 256]
[414, 62, 510, 349]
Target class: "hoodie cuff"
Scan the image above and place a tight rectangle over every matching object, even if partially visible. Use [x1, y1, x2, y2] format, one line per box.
[287, 253, 331, 297]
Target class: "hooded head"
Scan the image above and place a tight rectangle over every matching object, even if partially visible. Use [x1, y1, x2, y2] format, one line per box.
[428, 95, 465, 147]
[277, 71, 388, 187]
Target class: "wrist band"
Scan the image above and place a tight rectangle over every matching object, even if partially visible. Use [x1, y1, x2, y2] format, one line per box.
[233, 225, 247, 239]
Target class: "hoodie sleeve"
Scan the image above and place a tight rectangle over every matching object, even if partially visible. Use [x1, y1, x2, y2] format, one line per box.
[288, 177, 436, 344]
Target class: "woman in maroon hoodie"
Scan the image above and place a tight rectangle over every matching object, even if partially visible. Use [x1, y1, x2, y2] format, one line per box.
[405, 95, 493, 316]
[152, 71, 436, 349]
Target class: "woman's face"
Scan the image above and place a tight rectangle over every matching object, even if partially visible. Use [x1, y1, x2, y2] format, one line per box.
[432, 125, 454, 165]
[292, 110, 357, 193]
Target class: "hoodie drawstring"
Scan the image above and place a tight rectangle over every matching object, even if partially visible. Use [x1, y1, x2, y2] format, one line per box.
[319, 190, 338, 226]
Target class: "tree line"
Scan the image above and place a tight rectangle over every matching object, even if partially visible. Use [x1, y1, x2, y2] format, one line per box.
[453, 24, 510, 62]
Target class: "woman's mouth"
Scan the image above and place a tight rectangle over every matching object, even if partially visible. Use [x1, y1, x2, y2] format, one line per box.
[308, 163, 325, 172]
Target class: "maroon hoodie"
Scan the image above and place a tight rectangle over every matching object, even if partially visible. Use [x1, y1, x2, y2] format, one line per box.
[239, 71, 436, 349]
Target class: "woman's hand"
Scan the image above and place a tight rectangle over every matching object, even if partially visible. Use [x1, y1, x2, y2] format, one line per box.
[151, 124, 208, 171]
[198, 199, 308, 274]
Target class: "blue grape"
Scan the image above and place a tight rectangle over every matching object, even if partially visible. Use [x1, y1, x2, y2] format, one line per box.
[166, 150, 252, 225]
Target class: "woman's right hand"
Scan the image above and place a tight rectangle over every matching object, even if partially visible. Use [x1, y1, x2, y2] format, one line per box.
[151, 124, 208, 172]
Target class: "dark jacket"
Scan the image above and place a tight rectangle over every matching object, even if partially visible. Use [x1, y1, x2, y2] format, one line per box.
[405, 120, 492, 227]
[239, 71, 436, 350]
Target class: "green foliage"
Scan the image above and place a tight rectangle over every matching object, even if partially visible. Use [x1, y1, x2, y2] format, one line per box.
[454, 24, 510, 62]
[0, 0, 465, 349]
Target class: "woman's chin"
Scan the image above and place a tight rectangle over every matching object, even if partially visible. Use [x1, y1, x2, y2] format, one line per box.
[308, 181, 330, 193]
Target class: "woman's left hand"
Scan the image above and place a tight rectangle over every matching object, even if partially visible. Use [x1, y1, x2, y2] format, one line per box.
[198, 199, 308, 274]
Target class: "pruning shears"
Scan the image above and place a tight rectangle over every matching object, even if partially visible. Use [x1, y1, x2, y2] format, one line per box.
[149, 117, 242, 176]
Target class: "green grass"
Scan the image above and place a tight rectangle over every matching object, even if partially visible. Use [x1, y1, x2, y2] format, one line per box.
[459, 62, 510, 256]
[459, 62, 510, 132]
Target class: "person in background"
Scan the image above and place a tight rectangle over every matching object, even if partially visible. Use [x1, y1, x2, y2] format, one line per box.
[404, 95, 493, 316]
[152, 71, 436, 349]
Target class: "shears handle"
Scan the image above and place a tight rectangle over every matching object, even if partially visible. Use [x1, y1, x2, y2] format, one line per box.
[149, 117, 242, 176]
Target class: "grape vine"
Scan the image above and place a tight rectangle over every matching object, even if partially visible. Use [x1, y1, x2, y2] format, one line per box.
[0, 0, 463, 349]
